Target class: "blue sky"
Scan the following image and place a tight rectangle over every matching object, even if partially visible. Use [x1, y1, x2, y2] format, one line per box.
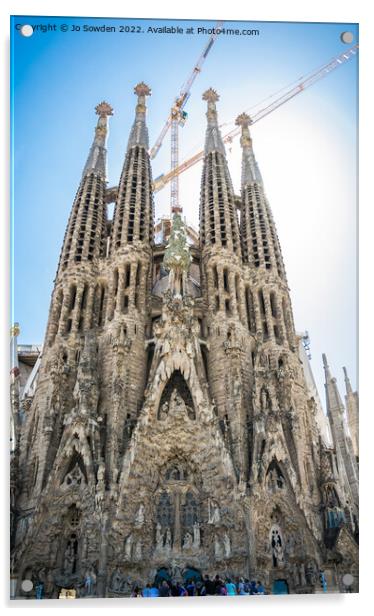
[10, 16, 358, 407]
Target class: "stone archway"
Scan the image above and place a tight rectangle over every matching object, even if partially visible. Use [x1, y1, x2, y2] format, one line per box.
[154, 567, 171, 586]
[158, 370, 195, 420]
[272, 579, 289, 594]
[183, 567, 202, 583]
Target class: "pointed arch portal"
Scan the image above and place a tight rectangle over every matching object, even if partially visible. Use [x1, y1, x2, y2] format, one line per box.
[158, 370, 195, 420]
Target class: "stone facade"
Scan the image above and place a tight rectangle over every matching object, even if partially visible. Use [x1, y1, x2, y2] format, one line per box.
[10, 84, 359, 598]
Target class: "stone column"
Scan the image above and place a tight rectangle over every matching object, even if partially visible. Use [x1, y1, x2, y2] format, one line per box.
[58, 286, 73, 335]
[206, 267, 215, 312]
[173, 492, 181, 551]
[116, 265, 125, 314]
[229, 271, 238, 316]
[129, 262, 138, 307]
[71, 284, 84, 334]
[263, 289, 275, 343]
[217, 265, 225, 312]
[84, 284, 96, 330]
[97, 513, 109, 597]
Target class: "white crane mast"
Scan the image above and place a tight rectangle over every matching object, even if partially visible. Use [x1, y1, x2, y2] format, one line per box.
[149, 21, 224, 214]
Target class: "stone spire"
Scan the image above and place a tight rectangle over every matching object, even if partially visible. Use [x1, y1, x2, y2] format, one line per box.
[343, 366, 353, 395]
[235, 113, 263, 185]
[323, 354, 346, 419]
[111, 83, 154, 250]
[236, 111, 285, 280]
[323, 354, 359, 505]
[127, 82, 151, 150]
[82, 101, 113, 179]
[322, 353, 333, 383]
[202, 88, 226, 156]
[57, 102, 113, 273]
[343, 366, 359, 458]
[199, 88, 241, 256]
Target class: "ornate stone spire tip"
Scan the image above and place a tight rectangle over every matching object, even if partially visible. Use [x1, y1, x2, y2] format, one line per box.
[235, 112, 252, 128]
[134, 82, 151, 97]
[95, 101, 113, 117]
[202, 88, 219, 103]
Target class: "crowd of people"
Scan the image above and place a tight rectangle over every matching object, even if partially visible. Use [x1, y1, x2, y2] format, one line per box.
[130, 575, 266, 598]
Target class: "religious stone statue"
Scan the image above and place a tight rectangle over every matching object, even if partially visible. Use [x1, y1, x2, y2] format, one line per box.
[257, 457, 265, 482]
[164, 527, 172, 550]
[271, 527, 284, 567]
[63, 541, 75, 576]
[261, 387, 270, 412]
[233, 377, 241, 398]
[214, 536, 223, 560]
[193, 522, 200, 548]
[267, 470, 276, 492]
[159, 401, 169, 421]
[124, 534, 133, 560]
[208, 499, 220, 524]
[95, 463, 105, 512]
[306, 561, 318, 586]
[156, 523, 163, 550]
[134, 503, 145, 528]
[134, 540, 142, 561]
[110, 567, 124, 593]
[183, 532, 193, 550]
[64, 463, 85, 488]
[173, 390, 185, 414]
[97, 462, 105, 483]
[259, 351, 269, 369]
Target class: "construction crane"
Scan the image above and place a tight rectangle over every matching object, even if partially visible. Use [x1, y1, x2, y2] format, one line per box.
[149, 20, 224, 214]
[152, 44, 358, 193]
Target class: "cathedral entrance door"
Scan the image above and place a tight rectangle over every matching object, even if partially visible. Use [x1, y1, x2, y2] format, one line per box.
[271, 579, 289, 595]
[154, 567, 171, 586]
[183, 567, 202, 583]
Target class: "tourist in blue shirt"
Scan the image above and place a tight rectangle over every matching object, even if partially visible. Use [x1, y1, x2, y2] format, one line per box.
[256, 581, 265, 594]
[149, 585, 160, 597]
[225, 578, 237, 595]
[142, 584, 152, 597]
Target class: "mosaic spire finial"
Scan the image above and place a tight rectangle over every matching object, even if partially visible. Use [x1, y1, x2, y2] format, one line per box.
[202, 87, 225, 155]
[236, 112, 262, 185]
[82, 101, 113, 179]
[127, 82, 151, 149]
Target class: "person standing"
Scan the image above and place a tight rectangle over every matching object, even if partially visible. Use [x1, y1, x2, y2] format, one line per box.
[249, 580, 258, 595]
[204, 575, 216, 595]
[238, 577, 248, 595]
[214, 575, 223, 594]
[142, 583, 152, 597]
[149, 584, 160, 597]
[186, 579, 196, 596]
[159, 580, 171, 597]
[225, 578, 237, 596]
[256, 581, 265, 595]
[35, 581, 44, 599]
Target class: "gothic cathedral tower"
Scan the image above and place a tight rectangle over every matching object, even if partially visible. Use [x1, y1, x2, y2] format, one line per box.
[11, 85, 358, 598]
